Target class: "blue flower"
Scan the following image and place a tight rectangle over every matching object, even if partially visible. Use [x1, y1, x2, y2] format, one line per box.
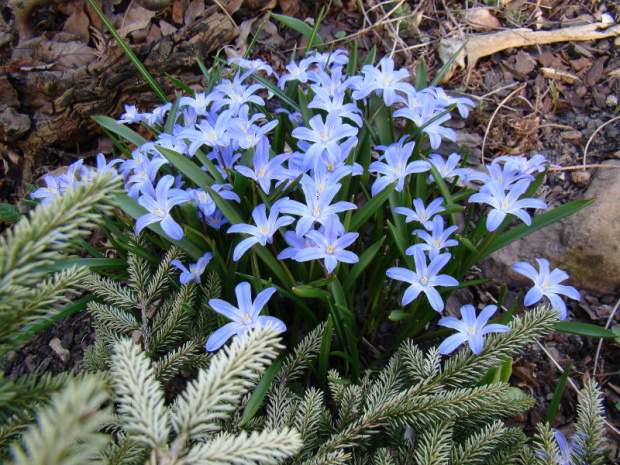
[394, 197, 446, 230]
[352, 56, 415, 106]
[31, 174, 63, 205]
[179, 110, 234, 155]
[369, 137, 431, 196]
[205, 282, 286, 351]
[278, 182, 357, 238]
[277, 57, 314, 88]
[135, 175, 187, 240]
[386, 248, 458, 311]
[125, 155, 168, 199]
[468, 179, 547, 232]
[407, 216, 458, 259]
[437, 304, 510, 355]
[116, 104, 144, 124]
[234, 137, 289, 194]
[284, 215, 359, 274]
[292, 114, 358, 169]
[427, 153, 469, 183]
[228, 203, 294, 261]
[171, 252, 213, 284]
[308, 88, 363, 127]
[511, 259, 580, 319]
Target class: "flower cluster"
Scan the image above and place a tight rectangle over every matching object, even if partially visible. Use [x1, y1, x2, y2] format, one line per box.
[31, 155, 121, 205]
[33, 48, 581, 353]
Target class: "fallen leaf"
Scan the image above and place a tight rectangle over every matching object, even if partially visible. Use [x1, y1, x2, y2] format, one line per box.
[437, 37, 466, 82]
[172, 0, 189, 25]
[463, 8, 501, 32]
[226, 0, 244, 14]
[159, 20, 176, 36]
[244, 0, 277, 10]
[118, 3, 156, 38]
[585, 58, 606, 86]
[63, 4, 91, 43]
[569, 57, 592, 72]
[514, 50, 536, 75]
[184, 0, 205, 26]
[278, 0, 300, 17]
[49, 337, 70, 362]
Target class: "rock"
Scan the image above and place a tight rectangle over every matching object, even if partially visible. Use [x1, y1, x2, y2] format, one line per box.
[570, 170, 590, 187]
[480, 160, 620, 294]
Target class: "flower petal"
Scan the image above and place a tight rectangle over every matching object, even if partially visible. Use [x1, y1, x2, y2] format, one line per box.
[205, 322, 239, 351]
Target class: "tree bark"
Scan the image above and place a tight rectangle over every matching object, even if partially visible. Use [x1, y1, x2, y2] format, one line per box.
[0, 5, 237, 184]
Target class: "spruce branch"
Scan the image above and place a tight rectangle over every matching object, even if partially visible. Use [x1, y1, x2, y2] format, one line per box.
[276, 322, 327, 385]
[152, 339, 204, 383]
[294, 387, 324, 450]
[574, 379, 607, 464]
[89, 302, 141, 335]
[110, 338, 170, 449]
[171, 326, 283, 439]
[85, 273, 139, 311]
[450, 420, 507, 464]
[183, 428, 302, 464]
[411, 420, 452, 465]
[150, 282, 194, 352]
[9, 374, 112, 465]
[371, 448, 395, 465]
[436, 306, 557, 388]
[145, 246, 183, 302]
[0, 172, 121, 289]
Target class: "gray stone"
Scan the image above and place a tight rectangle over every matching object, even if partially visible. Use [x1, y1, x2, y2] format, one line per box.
[480, 160, 620, 294]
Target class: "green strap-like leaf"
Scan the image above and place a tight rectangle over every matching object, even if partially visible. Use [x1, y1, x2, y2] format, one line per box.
[92, 116, 148, 147]
[342, 236, 385, 293]
[349, 183, 395, 232]
[553, 321, 617, 339]
[270, 13, 324, 46]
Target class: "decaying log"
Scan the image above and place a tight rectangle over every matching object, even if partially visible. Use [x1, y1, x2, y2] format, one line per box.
[0, 5, 237, 183]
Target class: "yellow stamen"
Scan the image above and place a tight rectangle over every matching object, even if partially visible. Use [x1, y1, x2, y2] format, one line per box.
[190, 267, 197, 273]
[421, 277, 428, 285]
[261, 227, 268, 234]
[327, 245, 335, 254]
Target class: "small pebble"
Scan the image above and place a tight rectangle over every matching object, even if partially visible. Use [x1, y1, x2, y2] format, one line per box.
[606, 95, 618, 107]
[570, 170, 590, 187]
[560, 130, 582, 140]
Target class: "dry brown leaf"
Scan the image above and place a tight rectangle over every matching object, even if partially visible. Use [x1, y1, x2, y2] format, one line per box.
[463, 8, 500, 32]
[62, 4, 90, 43]
[14, 35, 97, 69]
[226, 0, 244, 14]
[118, 3, 156, 38]
[159, 20, 176, 36]
[244, 0, 277, 10]
[278, 0, 299, 17]
[184, 0, 205, 26]
[541, 67, 580, 84]
[172, 0, 189, 25]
